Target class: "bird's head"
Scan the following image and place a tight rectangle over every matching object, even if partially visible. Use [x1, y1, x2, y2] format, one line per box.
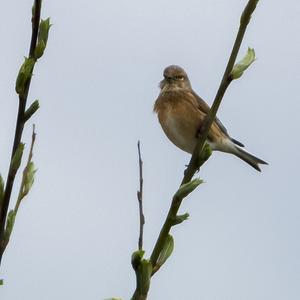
[159, 65, 192, 91]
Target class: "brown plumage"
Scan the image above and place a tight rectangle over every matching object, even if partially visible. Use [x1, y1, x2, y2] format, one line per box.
[154, 65, 268, 171]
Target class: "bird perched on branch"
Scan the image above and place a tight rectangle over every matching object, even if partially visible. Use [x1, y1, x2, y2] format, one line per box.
[154, 65, 267, 171]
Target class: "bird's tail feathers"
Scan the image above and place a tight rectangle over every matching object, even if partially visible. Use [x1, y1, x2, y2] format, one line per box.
[233, 146, 268, 172]
[230, 137, 244, 147]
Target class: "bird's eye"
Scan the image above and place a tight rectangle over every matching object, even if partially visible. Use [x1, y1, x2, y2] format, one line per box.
[176, 76, 185, 81]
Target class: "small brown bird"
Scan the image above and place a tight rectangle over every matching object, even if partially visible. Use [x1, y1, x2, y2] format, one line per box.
[154, 65, 267, 171]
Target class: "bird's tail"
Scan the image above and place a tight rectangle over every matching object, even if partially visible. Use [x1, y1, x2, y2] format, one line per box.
[233, 146, 268, 172]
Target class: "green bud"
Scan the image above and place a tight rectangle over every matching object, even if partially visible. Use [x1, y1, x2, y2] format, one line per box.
[22, 162, 36, 198]
[230, 47, 256, 80]
[34, 18, 51, 60]
[171, 213, 190, 225]
[0, 174, 4, 205]
[34, 40, 46, 59]
[38, 18, 51, 47]
[131, 250, 145, 271]
[198, 143, 212, 167]
[24, 100, 40, 122]
[175, 178, 203, 199]
[15, 57, 35, 95]
[4, 210, 16, 245]
[11, 143, 25, 174]
[156, 234, 174, 269]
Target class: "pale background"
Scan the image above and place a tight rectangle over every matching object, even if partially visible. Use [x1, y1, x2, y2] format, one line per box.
[0, 1, 299, 299]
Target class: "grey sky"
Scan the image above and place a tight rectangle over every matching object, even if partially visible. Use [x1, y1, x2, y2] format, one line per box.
[1, 0, 299, 299]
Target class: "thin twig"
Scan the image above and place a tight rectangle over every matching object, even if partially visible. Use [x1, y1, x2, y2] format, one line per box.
[0, 0, 42, 264]
[14, 125, 36, 214]
[149, 0, 260, 273]
[137, 141, 145, 251]
[1, 126, 37, 252]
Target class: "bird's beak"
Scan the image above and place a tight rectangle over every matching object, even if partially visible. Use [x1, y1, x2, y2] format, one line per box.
[159, 79, 165, 89]
[164, 75, 174, 83]
[159, 75, 172, 89]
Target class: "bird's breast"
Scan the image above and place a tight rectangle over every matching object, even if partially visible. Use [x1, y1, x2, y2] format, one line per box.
[157, 101, 199, 154]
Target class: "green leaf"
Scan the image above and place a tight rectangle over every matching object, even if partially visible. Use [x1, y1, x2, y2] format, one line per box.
[230, 47, 256, 80]
[0, 174, 4, 204]
[4, 210, 16, 244]
[175, 178, 203, 199]
[22, 162, 37, 198]
[156, 234, 174, 268]
[131, 250, 145, 271]
[0, 279, 3, 285]
[39, 18, 51, 45]
[34, 18, 51, 59]
[199, 143, 212, 163]
[34, 40, 46, 59]
[11, 143, 25, 174]
[15, 57, 35, 95]
[24, 100, 40, 122]
[172, 213, 190, 225]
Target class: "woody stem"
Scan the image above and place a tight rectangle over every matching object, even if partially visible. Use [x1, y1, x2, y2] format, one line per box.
[0, 0, 42, 266]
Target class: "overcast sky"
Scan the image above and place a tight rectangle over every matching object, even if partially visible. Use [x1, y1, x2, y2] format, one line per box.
[1, 0, 300, 299]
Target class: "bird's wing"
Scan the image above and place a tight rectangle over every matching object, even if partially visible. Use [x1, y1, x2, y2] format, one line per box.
[190, 90, 229, 134]
[190, 90, 245, 147]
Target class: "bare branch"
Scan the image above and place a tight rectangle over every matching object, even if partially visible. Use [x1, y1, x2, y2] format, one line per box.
[137, 141, 145, 251]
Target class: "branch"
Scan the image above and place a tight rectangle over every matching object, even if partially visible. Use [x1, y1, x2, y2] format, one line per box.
[130, 0, 260, 294]
[0, 0, 42, 265]
[137, 141, 145, 251]
[14, 125, 37, 214]
[130, 142, 148, 300]
[149, 0, 260, 275]
[2, 126, 37, 252]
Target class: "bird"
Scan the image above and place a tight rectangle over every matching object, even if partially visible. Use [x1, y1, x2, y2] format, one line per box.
[153, 65, 268, 172]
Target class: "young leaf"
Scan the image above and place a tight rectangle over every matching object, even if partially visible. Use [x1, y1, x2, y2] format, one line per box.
[22, 162, 37, 198]
[172, 213, 190, 225]
[3, 210, 16, 245]
[230, 47, 256, 80]
[15, 57, 35, 95]
[131, 250, 145, 271]
[198, 143, 212, 165]
[175, 178, 203, 199]
[156, 234, 174, 269]
[24, 100, 40, 122]
[34, 40, 46, 59]
[34, 18, 51, 59]
[39, 18, 51, 44]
